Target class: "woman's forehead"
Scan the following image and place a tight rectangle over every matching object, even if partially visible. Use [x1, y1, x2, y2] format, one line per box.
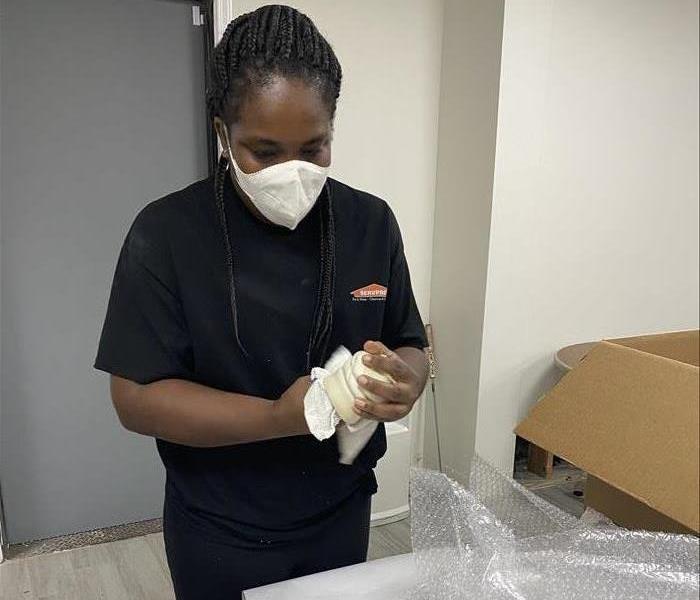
[233, 77, 331, 142]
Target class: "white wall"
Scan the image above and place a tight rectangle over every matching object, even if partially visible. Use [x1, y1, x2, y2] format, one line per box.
[226, 1, 444, 320]
[476, 0, 700, 472]
[427, 0, 505, 478]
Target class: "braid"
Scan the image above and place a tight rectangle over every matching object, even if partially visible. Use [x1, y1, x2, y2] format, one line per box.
[214, 154, 249, 358]
[207, 5, 340, 368]
[316, 191, 336, 365]
[206, 5, 342, 122]
[305, 186, 335, 369]
[265, 6, 282, 60]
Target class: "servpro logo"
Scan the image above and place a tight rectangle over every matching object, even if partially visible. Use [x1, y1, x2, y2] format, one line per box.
[351, 283, 388, 301]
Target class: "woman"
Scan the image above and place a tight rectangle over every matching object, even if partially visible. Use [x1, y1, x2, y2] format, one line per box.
[94, 5, 428, 598]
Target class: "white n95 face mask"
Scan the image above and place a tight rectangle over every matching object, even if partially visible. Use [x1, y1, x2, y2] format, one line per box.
[227, 148, 329, 230]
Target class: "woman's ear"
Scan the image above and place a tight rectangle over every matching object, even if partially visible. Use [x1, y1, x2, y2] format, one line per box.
[213, 117, 228, 156]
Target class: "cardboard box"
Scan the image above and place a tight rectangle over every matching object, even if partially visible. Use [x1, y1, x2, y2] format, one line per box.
[515, 330, 699, 535]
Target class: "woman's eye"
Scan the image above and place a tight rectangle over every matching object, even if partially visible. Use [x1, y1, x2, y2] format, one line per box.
[301, 147, 321, 158]
[253, 150, 277, 160]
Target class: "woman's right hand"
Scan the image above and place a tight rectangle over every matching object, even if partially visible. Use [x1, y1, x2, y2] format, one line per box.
[273, 375, 312, 436]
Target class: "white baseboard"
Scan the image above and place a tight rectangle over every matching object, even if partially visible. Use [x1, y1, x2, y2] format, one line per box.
[370, 505, 410, 527]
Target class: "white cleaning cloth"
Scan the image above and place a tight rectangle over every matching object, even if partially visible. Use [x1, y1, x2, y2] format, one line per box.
[304, 346, 391, 464]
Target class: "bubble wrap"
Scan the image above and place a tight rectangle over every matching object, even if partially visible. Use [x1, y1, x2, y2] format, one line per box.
[409, 456, 699, 599]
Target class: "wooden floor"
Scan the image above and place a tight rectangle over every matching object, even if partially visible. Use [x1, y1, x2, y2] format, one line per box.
[0, 519, 411, 600]
[514, 458, 586, 518]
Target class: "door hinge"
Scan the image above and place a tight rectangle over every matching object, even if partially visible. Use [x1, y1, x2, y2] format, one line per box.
[192, 6, 205, 26]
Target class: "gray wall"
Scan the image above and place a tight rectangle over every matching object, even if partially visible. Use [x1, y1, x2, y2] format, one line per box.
[1, 0, 208, 543]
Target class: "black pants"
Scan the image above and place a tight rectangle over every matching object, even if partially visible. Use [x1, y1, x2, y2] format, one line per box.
[162, 489, 372, 600]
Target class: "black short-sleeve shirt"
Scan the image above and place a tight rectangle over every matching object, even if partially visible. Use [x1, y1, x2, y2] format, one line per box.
[94, 174, 426, 544]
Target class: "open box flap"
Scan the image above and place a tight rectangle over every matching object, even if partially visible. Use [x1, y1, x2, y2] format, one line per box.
[515, 339, 699, 532]
[609, 330, 699, 367]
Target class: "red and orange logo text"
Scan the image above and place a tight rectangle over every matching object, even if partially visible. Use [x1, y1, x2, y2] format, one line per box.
[351, 283, 388, 301]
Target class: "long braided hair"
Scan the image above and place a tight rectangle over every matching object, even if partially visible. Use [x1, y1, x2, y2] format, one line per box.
[206, 5, 342, 370]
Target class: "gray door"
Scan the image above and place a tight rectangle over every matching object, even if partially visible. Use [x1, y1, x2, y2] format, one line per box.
[1, 0, 208, 543]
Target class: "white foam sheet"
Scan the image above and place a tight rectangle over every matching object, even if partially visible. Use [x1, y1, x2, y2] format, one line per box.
[241, 553, 417, 600]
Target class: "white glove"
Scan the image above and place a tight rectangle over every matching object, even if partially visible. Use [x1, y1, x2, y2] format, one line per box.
[303, 346, 394, 464]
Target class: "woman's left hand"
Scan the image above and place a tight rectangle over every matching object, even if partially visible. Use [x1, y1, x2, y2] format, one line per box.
[353, 340, 426, 422]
